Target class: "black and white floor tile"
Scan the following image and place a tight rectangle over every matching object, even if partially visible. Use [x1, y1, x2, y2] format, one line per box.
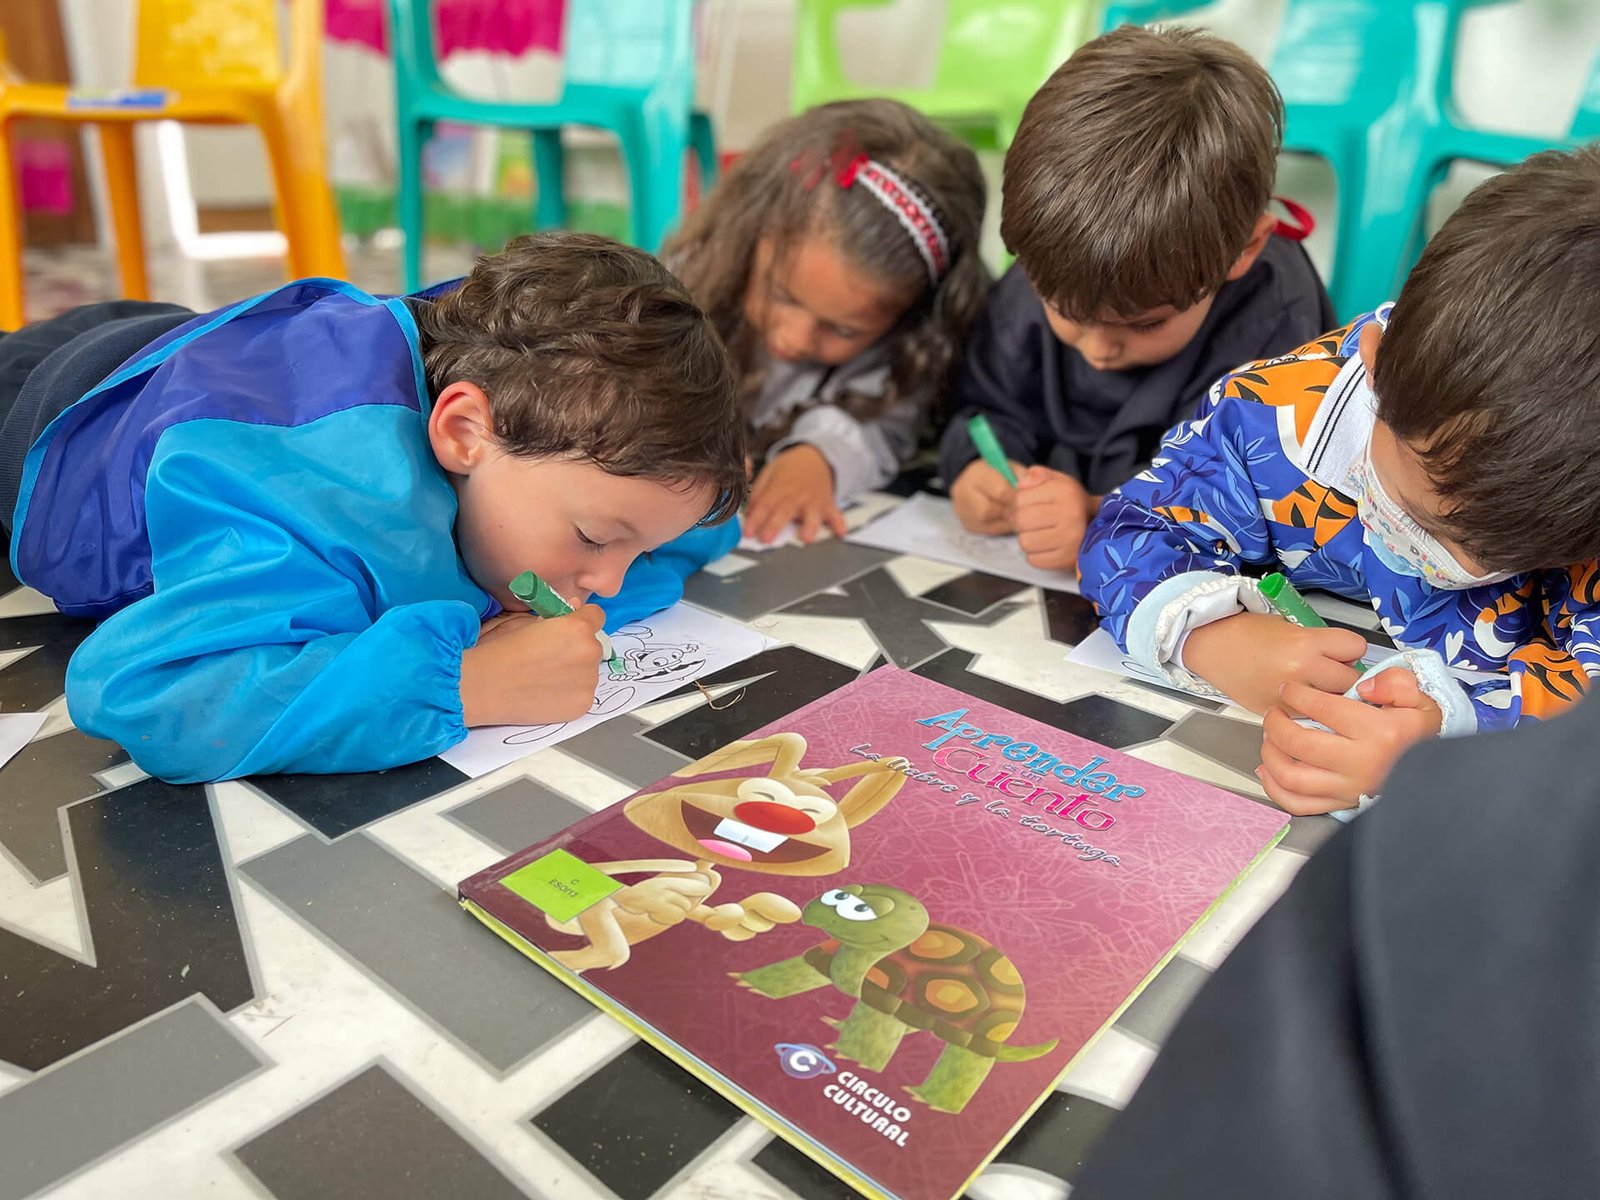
[0, 502, 1350, 1199]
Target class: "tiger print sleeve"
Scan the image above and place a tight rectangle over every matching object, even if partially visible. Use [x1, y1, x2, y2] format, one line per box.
[1079, 370, 1280, 657]
[1464, 564, 1600, 729]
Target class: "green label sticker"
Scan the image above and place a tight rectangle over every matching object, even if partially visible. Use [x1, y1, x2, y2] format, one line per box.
[501, 849, 621, 923]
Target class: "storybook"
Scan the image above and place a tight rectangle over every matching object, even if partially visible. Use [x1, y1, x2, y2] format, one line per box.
[459, 667, 1289, 1200]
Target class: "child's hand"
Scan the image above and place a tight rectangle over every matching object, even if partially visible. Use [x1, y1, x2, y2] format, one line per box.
[951, 459, 1019, 535]
[1182, 612, 1369, 713]
[745, 445, 847, 545]
[1257, 673, 1444, 815]
[459, 606, 605, 727]
[1014, 466, 1097, 571]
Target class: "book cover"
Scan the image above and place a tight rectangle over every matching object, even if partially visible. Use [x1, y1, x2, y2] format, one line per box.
[460, 667, 1288, 1200]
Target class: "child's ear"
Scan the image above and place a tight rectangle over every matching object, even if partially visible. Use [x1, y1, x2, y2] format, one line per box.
[428, 381, 496, 474]
[1357, 321, 1383, 375]
[1224, 212, 1280, 282]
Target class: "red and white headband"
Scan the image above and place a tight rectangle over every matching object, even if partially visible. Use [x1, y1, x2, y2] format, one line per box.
[791, 148, 951, 285]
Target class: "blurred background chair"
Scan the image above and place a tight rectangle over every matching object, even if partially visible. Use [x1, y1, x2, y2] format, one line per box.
[0, 0, 346, 330]
[791, 0, 1097, 155]
[387, 0, 715, 289]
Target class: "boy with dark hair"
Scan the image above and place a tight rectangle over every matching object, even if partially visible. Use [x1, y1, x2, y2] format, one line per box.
[1079, 146, 1600, 816]
[1, 234, 746, 783]
[942, 25, 1333, 570]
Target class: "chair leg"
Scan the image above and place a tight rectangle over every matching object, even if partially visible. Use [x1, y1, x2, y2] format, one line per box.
[623, 113, 691, 254]
[532, 128, 567, 232]
[688, 111, 717, 197]
[261, 109, 347, 281]
[98, 123, 149, 301]
[396, 117, 430, 292]
[257, 114, 308, 280]
[0, 119, 26, 330]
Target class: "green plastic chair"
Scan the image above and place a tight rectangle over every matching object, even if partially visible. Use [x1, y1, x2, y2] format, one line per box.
[387, 0, 716, 290]
[1271, 0, 1516, 319]
[791, 0, 1097, 153]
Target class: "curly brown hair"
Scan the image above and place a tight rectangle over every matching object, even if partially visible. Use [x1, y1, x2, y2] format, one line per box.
[415, 232, 746, 523]
[663, 99, 989, 442]
[1002, 25, 1283, 321]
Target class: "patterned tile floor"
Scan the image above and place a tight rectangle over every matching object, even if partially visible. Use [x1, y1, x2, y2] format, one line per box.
[0, 483, 1356, 1200]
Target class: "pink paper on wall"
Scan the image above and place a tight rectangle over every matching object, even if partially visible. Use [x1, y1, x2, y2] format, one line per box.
[325, 0, 566, 60]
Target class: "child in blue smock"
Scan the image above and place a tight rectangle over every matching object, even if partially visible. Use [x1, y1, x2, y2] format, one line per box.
[0, 234, 745, 783]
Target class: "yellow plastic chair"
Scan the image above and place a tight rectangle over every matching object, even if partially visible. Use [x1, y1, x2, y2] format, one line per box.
[0, 0, 346, 330]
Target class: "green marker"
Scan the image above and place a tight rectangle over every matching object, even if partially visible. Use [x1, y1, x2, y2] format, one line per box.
[509, 570, 623, 673]
[967, 415, 1020, 487]
[509, 570, 573, 618]
[1259, 572, 1367, 675]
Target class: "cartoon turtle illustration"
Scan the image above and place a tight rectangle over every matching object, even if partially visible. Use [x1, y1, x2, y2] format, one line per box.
[733, 883, 1058, 1114]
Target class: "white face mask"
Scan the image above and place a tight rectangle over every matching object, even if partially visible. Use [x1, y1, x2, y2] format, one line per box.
[1355, 445, 1515, 591]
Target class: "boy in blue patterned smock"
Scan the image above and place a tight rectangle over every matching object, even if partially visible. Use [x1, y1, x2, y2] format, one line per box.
[1079, 149, 1600, 816]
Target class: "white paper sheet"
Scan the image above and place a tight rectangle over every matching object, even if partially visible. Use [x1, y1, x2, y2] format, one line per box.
[441, 604, 777, 778]
[845, 494, 1081, 592]
[0, 712, 48, 774]
[737, 524, 803, 551]
[1066, 626, 1496, 707]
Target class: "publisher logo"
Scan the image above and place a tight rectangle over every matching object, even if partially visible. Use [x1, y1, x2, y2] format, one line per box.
[775, 1042, 836, 1080]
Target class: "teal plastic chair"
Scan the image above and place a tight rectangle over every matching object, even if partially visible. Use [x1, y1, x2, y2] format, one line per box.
[1572, 50, 1600, 140]
[1099, 0, 1213, 31]
[1426, 39, 1597, 178]
[791, 0, 1097, 153]
[387, 0, 716, 289]
[1270, 0, 1516, 319]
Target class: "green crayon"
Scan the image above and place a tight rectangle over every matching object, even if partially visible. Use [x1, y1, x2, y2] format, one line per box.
[509, 570, 574, 618]
[1259, 572, 1367, 675]
[509, 571, 622, 672]
[967, 415, 1020, 487]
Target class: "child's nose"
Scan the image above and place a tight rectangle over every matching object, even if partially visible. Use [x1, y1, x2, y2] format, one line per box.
[1080, 328, 1119, 362]
[577, 556, 630, 599]
[774, 313, 823, 360]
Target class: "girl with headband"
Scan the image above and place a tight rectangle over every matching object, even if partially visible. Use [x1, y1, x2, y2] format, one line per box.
[665, 100, 988, 545]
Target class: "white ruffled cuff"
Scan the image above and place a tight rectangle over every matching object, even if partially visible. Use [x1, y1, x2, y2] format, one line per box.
[1126, 570, 1273, 697]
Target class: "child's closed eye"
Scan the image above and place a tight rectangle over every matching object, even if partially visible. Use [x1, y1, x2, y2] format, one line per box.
[1126, 319, 1166, 334]
[576, 527, 607, 550]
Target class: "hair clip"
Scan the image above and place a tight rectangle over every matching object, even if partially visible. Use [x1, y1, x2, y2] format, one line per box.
[833, 151, 869, 189]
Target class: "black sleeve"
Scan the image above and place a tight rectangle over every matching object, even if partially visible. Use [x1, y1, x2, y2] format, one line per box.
[938, 266, 1049, 485]
[1075, 698, 1600, 1200]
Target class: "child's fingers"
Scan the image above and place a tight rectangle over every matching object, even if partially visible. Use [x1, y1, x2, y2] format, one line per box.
[825, 504, 848, 539]
[571, 604, 607, 633]
[1279, 680, 1377, 739]
[1263, 704, 1352, 773]
[1255, 762, 1355, 817]
[1355, 667, 1428, 708]
[798, 505, 823, 544]
[761, 504, 799, 544]
[749, 494, 793, 543]
[1259, 734, 1351, 800]
[1308, 626, 1373, 665]
[1304, 656, 1363, 697]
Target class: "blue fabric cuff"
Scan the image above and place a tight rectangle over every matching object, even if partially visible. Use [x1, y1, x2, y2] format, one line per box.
[595, 519, 739, 631]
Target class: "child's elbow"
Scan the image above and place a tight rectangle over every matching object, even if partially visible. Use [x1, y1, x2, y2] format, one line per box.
[65, 654, 243, 784]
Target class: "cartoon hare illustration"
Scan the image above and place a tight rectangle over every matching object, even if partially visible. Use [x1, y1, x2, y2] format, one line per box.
[546, 733, 910, 972]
